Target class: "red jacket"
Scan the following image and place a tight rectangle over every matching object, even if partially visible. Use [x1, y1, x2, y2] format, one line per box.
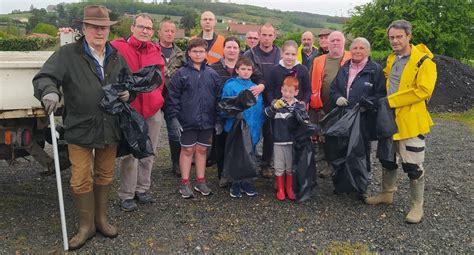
[111, 36, 165, 119]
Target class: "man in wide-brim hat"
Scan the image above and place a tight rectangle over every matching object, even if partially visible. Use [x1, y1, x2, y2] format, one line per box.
[33, 5, 134, 250]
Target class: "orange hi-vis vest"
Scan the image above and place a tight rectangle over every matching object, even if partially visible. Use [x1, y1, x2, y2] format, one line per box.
[309, 51, 351, 109]
[192, 33, 225, 65]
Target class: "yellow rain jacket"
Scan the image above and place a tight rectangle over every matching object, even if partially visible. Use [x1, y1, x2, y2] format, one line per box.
[384, 44, 437, 140]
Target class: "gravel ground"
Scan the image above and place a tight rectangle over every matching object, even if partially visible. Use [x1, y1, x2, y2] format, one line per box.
[0, 118, 472, 253]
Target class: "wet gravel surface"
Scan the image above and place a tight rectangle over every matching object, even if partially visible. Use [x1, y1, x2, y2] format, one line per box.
[0, 119, 472, 253]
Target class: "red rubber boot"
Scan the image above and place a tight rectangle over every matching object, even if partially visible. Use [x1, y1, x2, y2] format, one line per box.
[286, 174, 295, 201]
[276, 175, 285, 201]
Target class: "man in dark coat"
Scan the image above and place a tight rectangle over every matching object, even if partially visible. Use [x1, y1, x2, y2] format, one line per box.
[33, 5, 133, 250]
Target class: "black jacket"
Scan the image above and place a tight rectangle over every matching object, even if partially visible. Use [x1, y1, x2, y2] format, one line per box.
[264, 100, 306, 143]
[243, 45, 280, 105]
[33, 36, 131, 148]
[330, 58, 386, 109]
[268, 63, 311, 105]
[166, 60, 222, 130]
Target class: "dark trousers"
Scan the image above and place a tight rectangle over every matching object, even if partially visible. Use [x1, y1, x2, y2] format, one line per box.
[261, 118, 273, 167]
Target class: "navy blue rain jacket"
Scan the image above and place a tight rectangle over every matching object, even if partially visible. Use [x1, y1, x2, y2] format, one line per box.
[330, 59, 386, 109]
[166, 60, 222, 130]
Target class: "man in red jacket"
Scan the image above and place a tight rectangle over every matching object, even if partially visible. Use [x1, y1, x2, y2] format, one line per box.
[111, 13, 165, 212]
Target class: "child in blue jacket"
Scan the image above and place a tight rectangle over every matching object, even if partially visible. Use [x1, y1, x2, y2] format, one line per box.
[221, 57, 264, 198]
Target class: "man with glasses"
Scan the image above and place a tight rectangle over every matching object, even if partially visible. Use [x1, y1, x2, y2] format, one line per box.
[244, 31, 259, 51]
[365, 20, 437, 224]
[111, 13, 166, 212]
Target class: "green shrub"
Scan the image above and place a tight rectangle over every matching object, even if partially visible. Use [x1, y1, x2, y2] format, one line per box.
[175, 38, 188, 51]
[0, 37, 58, 51]
[370, 50, 391, 62]
[31, 23, 58, 37]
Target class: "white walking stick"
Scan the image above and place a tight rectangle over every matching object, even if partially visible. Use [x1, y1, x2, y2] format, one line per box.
[49, 113, 69, 251]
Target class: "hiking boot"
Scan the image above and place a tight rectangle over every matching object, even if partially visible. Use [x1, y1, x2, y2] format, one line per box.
[121, 199, 137, 212]
[179, 183, 194, 199]
[230, 182, 242, 198]
[261, 166, 273, 178]
[194, 182, 212, 196]
[134, 192, 155, 204]
[219, 177, 229, 188]
[241, 181, 258, 196]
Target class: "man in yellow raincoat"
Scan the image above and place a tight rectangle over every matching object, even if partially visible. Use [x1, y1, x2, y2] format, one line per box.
[365, 20, 437, 224]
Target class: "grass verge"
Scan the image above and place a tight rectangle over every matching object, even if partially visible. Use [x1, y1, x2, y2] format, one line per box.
[432, 108, 474, 132]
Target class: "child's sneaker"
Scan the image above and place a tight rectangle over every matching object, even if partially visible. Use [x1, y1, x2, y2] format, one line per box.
[194, 182, 212, 196]
[230, 182, 242, 198]
[179, 183, 194, 198]
[241, 181, 258, 196]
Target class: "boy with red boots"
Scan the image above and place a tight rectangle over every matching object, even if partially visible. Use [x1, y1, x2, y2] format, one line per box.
[264, 76, 306, 201]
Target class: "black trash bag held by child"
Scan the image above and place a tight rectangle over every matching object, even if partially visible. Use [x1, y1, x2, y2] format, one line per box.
[218, 90, 257, 182]
[291, 107, 318, 202]
[100, 65, 163, 159]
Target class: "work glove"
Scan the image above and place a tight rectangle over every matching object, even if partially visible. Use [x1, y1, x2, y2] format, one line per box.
[41, 93, 60, 115]
[336, 97, 349, 107]
[215, 122, 223, 135]
[170, 118, 183, 138]
[272, 99, 287, 110]
[118, 90, 130, 102]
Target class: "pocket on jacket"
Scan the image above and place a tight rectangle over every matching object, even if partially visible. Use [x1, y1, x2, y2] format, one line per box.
[64, 115, 95, 144]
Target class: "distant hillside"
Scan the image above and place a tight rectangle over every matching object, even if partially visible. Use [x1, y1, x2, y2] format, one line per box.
[1, 1, 347, 35]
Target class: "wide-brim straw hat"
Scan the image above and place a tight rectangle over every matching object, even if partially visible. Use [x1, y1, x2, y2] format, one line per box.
[79, 5, 118, 26]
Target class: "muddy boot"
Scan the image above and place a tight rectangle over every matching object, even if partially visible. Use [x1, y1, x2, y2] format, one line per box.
[285, 174, 295, 201]
[69, 191, 96, 250]
[365, 169, 397, 205]
[276, 175, 285, 201]
[94, 184, 118, 238]
[318, 161, 332, 178]
[169, 140, 181, 177]
[405, 175, 425, 224]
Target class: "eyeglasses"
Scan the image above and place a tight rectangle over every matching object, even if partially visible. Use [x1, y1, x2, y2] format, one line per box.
[246, 37, 258, 40]
[190, 50, 206, 54]
[134, 24, 153, 32]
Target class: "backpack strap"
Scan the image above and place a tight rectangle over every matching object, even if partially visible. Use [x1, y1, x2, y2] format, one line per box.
[417, 55, 429, 68]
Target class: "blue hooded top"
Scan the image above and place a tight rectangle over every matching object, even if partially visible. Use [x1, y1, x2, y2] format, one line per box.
[221, 78, 264, 147]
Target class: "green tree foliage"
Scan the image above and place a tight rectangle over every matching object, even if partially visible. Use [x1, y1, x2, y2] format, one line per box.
[274, 32, 301, 48]
[345, 0, 474, 59]
[26, 8, 57, 32]
[180, 11, 197, 36]
[31, 23, 58, 36]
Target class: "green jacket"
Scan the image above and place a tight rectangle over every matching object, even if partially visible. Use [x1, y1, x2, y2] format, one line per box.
[33, 36, 131, 148]
[163, 44, 186, 86]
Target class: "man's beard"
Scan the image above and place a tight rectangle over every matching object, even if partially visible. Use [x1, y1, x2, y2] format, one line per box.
[302, 45, 313, 55]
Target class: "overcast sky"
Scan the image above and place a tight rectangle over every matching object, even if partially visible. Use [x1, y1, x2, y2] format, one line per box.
[0, 0, 371, 17]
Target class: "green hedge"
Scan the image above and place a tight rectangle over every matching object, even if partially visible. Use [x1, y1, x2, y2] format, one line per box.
[0, 37, 58, 51]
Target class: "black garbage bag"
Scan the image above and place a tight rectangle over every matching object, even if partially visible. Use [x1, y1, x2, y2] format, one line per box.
[323, 105, 369, 194]
[292, 107, 318, 202]
[219, 90, 257, 182]
[100, 65, 162, 159]
[376, 97, 398, 168]
[218, 89, 256, 117]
